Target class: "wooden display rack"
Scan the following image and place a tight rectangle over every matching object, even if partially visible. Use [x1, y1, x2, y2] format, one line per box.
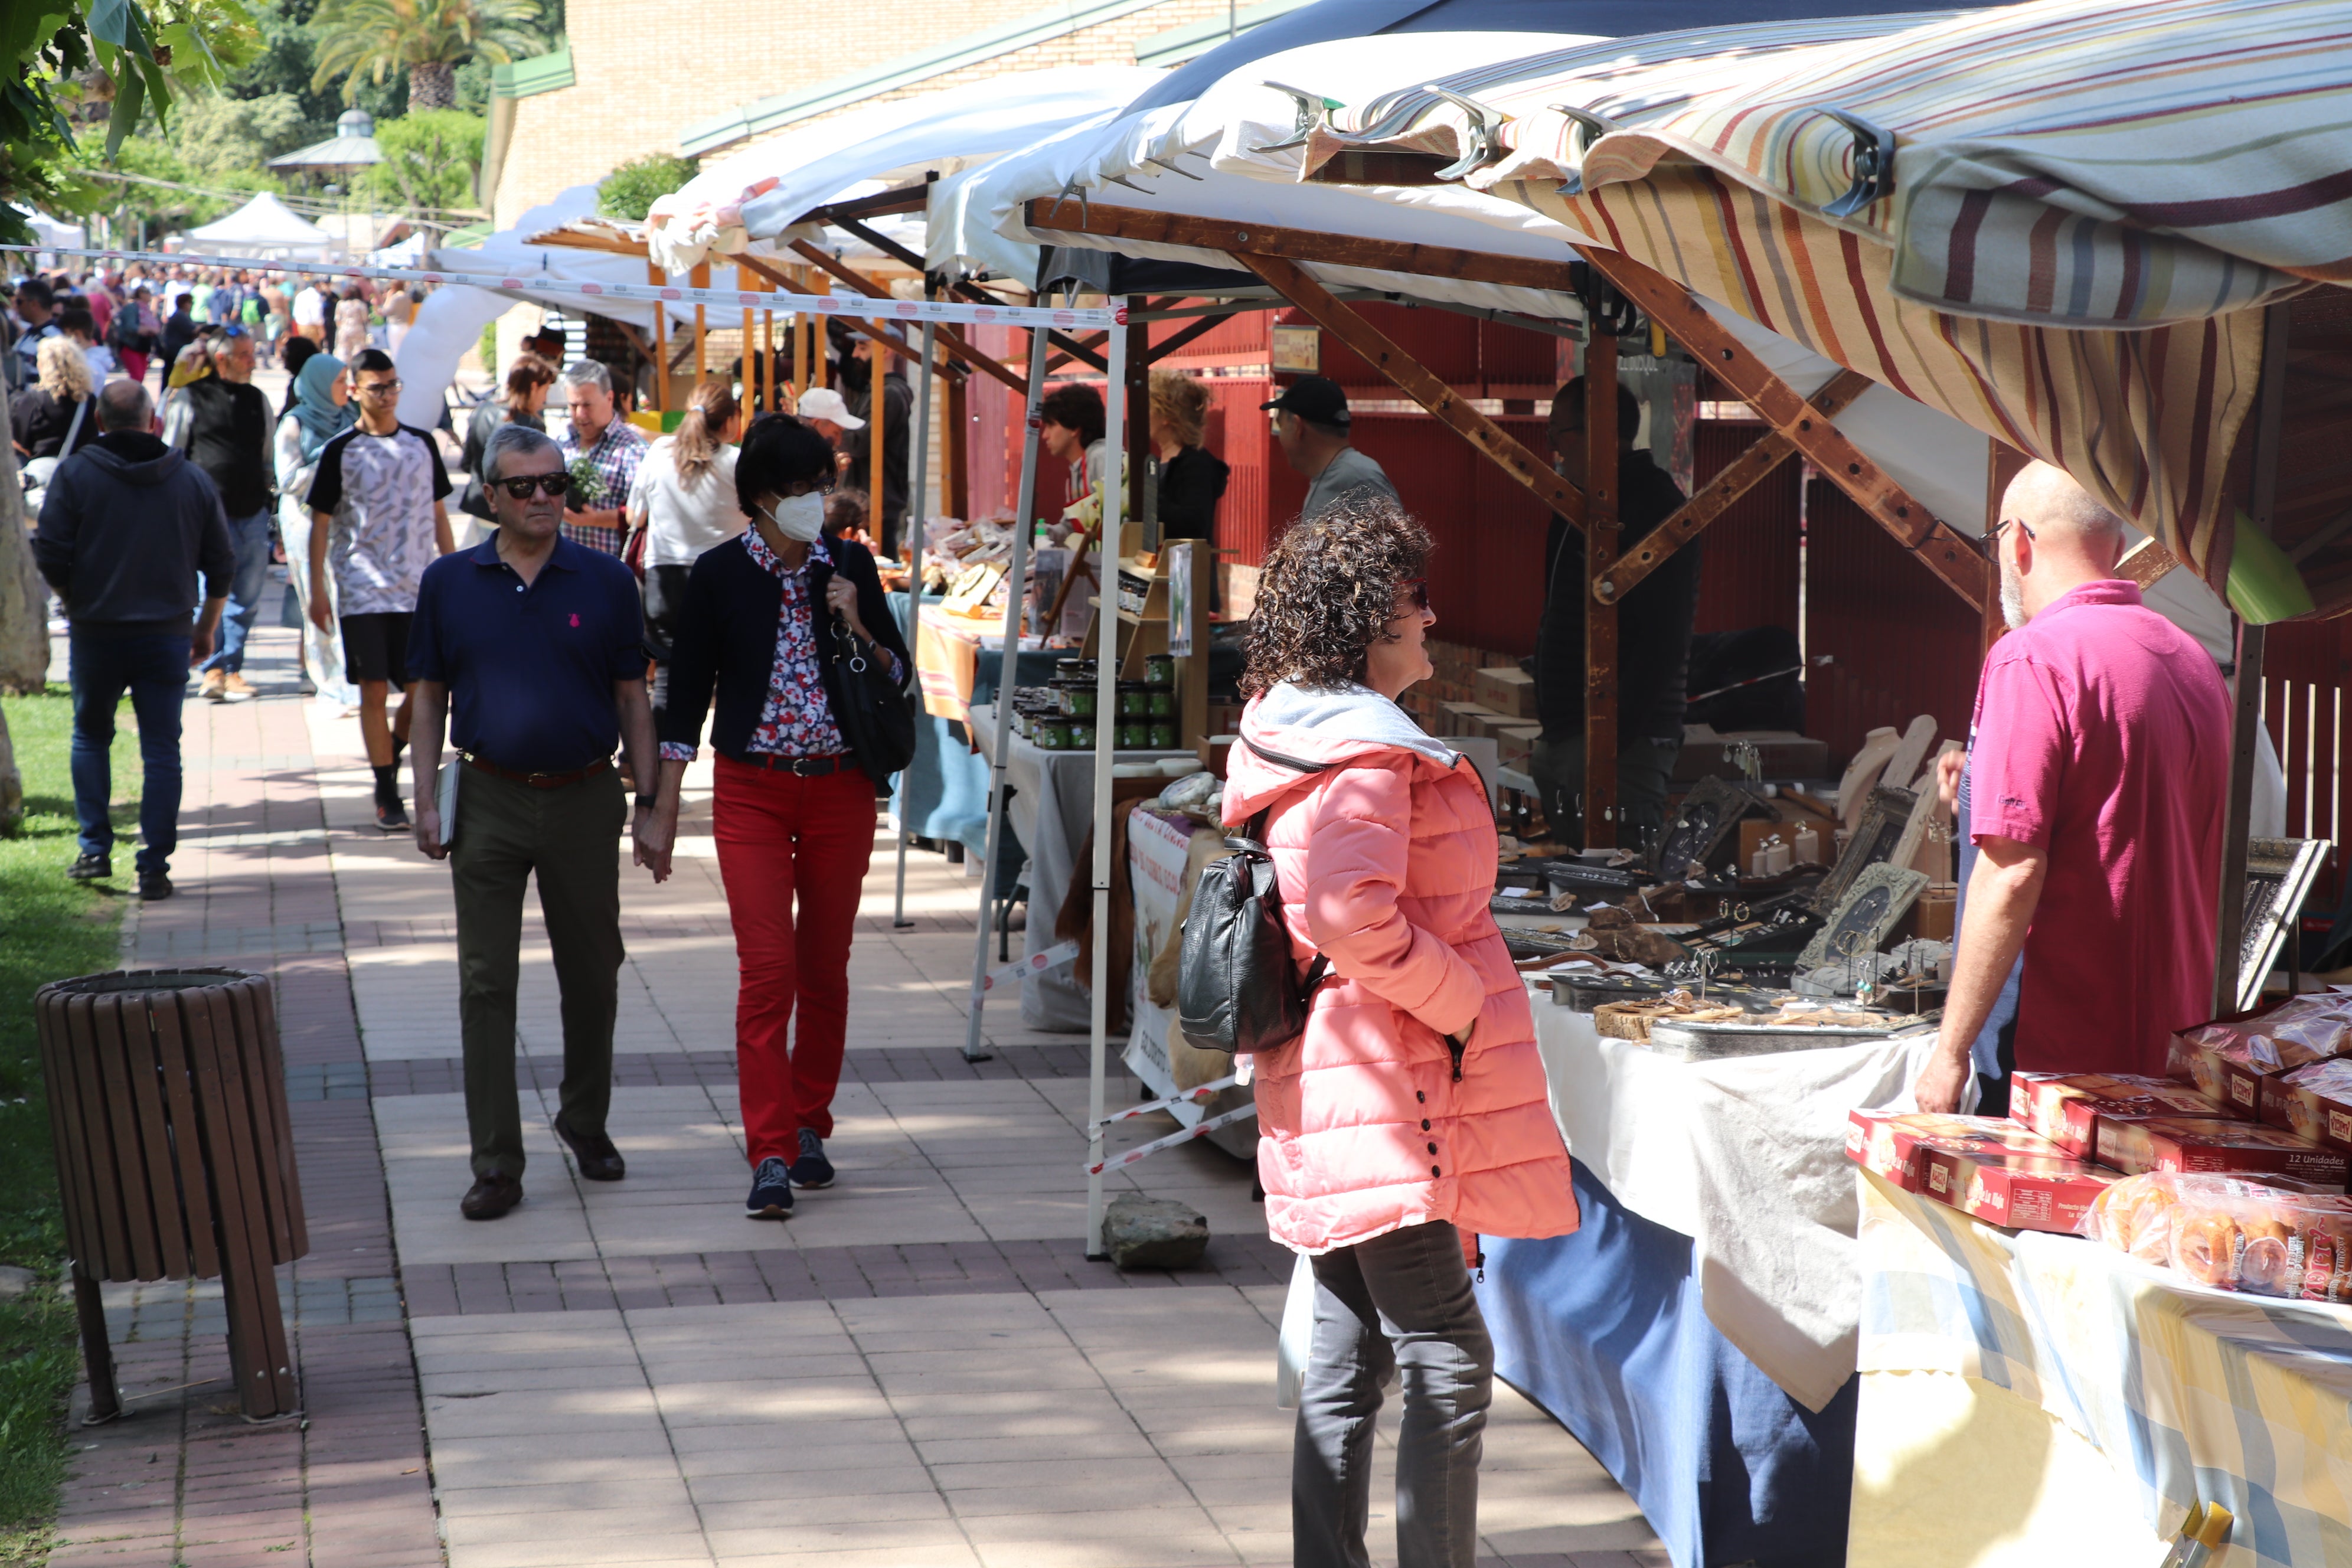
[1080, 540, 1214, 753]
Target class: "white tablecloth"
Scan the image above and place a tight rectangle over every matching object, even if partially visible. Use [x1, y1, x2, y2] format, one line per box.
[1530, 991, 1939, 1411]
[966, 703, 1193, 1032]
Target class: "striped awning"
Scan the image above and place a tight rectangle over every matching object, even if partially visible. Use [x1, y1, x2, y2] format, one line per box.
[1267, 0, 2352, 596]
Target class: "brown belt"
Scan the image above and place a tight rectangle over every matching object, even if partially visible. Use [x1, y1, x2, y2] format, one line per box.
[463, 754, 613, 789]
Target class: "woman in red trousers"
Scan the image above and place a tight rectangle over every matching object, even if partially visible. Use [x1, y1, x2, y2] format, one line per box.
[648, 414, 912, 1218]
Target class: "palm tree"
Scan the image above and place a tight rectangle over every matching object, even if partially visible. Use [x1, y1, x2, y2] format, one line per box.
[309, 0, 540, 110]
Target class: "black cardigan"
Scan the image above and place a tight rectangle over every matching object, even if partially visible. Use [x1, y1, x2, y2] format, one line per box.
[658, 531, 913, 780]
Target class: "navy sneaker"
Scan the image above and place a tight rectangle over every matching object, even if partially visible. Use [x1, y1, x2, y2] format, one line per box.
[788, 1127, 835, 1190]
[746, 1156, 793, 1220]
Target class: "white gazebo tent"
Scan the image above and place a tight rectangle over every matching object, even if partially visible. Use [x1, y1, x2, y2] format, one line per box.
[181, 193, 336, 260]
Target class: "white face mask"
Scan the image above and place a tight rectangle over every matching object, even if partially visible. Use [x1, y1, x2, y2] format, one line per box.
[760, 491, 825, 542]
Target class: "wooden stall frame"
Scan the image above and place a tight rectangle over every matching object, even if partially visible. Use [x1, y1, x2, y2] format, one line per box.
[1584, 335, 1621, 844]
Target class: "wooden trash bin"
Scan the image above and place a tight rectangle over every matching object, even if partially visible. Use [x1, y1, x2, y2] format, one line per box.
[33, 968, 308, 1422]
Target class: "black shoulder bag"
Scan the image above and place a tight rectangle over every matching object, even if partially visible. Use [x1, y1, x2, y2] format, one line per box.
[1176, 737, 1335, 1057]
[819, 548, 917, 790]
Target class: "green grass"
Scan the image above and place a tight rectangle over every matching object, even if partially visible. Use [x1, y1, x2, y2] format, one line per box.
[0, 684, 144, 1564]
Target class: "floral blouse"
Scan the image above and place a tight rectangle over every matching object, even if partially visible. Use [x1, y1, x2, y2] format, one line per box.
[659, 529, 902, 762]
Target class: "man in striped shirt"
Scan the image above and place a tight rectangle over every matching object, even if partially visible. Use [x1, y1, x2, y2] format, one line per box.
[556, 359, 644, 555]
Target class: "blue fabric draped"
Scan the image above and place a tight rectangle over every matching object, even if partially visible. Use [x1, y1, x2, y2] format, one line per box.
[1476, 1161, 1858, 1567]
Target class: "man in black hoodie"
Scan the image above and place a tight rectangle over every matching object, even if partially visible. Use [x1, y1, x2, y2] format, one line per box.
[35, 379, 233, 901]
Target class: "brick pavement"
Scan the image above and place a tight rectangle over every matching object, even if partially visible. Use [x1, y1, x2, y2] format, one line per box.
[41, 621, 1664, 1568]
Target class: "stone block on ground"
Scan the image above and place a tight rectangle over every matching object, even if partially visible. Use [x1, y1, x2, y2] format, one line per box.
[1103, 1195, 1209, 1270]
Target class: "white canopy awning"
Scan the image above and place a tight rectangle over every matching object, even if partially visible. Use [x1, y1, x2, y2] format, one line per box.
[645, 66, 1164, 275]
[183, 192, 335, 258]
[12, 205, 86, 251]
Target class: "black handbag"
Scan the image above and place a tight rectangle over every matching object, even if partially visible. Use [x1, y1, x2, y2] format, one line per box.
[1175, 739, 1334, 1056]
[821, 574, 917, 792]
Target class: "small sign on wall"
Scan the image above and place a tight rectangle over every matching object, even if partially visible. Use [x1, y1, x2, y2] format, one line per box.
[1271, 324, 1320, 375]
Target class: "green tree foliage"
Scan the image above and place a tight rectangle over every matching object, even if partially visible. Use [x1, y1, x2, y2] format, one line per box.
[599, 152, 698, 223]
[309, 0, 540, 111]
[1, 1, 262, 244]
[362, 107, 483, 217]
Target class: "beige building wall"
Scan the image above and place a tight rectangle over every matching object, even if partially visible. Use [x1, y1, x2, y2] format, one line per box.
[497, 0, 1231, 230]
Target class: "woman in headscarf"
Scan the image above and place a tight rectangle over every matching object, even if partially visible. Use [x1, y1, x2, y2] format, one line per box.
[275, 352, 361, 708]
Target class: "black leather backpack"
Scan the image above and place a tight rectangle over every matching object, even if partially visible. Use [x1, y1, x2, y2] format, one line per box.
[1177, 739, 1333, 1056]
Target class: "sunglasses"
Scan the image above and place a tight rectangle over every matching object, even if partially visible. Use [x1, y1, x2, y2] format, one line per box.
[1978, 516, 2037, 562]
[493, 473, 571, 499]
[357, 378, 402, 396]
[1397, 578, 1430, 613]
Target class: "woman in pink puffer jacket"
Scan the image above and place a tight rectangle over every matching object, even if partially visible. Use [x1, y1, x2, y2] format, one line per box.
[1226, 498, 1577, 1568]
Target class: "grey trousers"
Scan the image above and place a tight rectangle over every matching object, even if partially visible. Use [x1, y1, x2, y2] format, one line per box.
[1529, 731, 1680, 855]
[450, 764, 626, 1179]
[1295, 1220, 1494, 1568]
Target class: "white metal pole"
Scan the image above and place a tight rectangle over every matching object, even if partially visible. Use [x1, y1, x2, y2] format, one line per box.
[892, 322, 936, 930]
[1086, 315, 1128, 1259]
[964, 325, 1051, 1062]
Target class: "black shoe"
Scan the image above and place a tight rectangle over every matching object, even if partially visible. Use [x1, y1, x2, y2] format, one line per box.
[460, 1173, 523, 1220]
[746, 1157, 793, 1219]
[554, 1119, 626, 1181]
[376, 799, 410, 832]
[137, 873, 174, 902]
[788, 1127, 835, 1190]
[67, 853, 112, 882]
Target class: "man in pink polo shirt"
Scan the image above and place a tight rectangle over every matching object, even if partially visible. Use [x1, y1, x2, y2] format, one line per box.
[1915, 462, 2232, 1113]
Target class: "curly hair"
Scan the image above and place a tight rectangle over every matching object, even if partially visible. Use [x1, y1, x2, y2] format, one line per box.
[1242, 494, 1431, 695]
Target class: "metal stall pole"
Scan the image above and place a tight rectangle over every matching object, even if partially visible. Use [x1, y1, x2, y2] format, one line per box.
[963, 326, 1053, 1062]
[893, 322, 937, 930]
[1086, 313, 1129, 1259]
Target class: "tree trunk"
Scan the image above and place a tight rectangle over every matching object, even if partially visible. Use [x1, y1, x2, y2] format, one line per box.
[0, 394, 51, 691]
[409, 60, 456, 110]
[0, 396, 43, 834]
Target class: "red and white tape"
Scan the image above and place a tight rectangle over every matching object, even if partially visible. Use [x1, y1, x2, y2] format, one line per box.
[1, 243, 1121, 329]
[1086, 1103, 1258, 1176]
[1096, 1072, 1242, 1129]
[975, 937, 1080, 998]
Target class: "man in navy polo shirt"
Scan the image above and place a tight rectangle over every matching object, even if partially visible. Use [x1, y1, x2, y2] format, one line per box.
[405, 423, 668, 1221]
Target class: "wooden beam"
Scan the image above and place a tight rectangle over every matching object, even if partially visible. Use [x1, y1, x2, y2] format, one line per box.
[1230, 250, 1583, 522]
[802, 182, 933, 224]
[1580, 249, 1990, 612]
[1583, 338, 1621, 848]
[2118, 534, 2183, 592]
[1046, 330, 1110, 373]
[783, 240, 1029, 393]
[1144, 312, 1226, 364]
[732, 253, 922, 371]
[1025, 198, 1580, 296]
[1596, 370, 1873, 602]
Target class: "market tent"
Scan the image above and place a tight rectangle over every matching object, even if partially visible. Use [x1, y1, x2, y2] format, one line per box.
[1257, 0, 2352, 608]
[12, 205, 86, 251]
[644, 66, 1162, 276]
[182, 192, 335, 259]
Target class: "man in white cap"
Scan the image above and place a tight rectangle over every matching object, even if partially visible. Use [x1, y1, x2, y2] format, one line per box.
[795, 387, 863, 476]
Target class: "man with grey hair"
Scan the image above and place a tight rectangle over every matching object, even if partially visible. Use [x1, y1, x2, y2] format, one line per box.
[405, 420, 665, 1220]
[1915, 460, 2231, 1114]
[556, 358, 644, 555]
[34, 377, 234, 900]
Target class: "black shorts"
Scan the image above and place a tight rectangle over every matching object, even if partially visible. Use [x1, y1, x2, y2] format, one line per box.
[341, 611, 413, 688]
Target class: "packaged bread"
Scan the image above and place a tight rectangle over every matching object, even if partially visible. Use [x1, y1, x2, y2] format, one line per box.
[2259, 1057, 2352, 1152]
[2083, 1172, 2352, 1298]
[2167, 995, 2352, 1115]
[1916, 1141, 2116, 1232]
[2010, 1072, 2224, 1157]
[2095, 1115, 2351, 1188]
[1846, 1110, 2064, 1191]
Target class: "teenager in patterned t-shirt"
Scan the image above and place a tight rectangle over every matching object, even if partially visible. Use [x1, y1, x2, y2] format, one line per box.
[305, 348, 453, 831]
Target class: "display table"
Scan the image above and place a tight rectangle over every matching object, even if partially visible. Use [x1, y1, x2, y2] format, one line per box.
[886, 593, 1057, 858]
[1481, 997, 1938, 1567]
[1851, 1170, 2352, 1568]
[965, 703, 1194, 1032]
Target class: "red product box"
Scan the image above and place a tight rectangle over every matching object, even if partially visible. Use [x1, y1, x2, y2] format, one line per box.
[2259, 1057, 2352, 1153]
[1847, 1110, 2063, 1190]
[2010, 1072, 2225, 1157]
[2094, 1115, 2352, 1188]
[1916, 1142, 2119, 1233]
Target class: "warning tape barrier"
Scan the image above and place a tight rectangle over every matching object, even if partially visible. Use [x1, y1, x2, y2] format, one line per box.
[1095, 1072, 1242, 1130]
[1086, 1102, 1257, 1177]
[975, 937, 1080, 998]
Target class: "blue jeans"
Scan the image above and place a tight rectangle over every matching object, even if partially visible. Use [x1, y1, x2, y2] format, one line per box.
[1296, 1220, 1492, 1568]
[70, 630, 188, 877]
[200, 508, 274, 674]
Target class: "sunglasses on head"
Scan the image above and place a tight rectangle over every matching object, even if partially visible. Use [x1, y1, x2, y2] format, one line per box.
[493, 473, 570, 499]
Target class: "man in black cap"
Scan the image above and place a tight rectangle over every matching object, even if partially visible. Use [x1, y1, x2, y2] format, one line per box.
[1264, 375, 1396, 521]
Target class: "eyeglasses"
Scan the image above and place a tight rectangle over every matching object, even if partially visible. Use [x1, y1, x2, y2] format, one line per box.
[357, 378, 401, 396]
[492, 473, 571, 499]
[1978, 517, 2037, 561]
[1397, 578, 1430, 613]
